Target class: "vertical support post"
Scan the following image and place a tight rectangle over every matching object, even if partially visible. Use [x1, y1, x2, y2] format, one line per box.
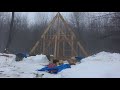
[57, 15, 60, 59]
[43, 36, 45, 54]
[71, 35, 74, 57]
[57, 39, 59, 59]
[54, 36, 57, 59]
[63, 41, 65, 57]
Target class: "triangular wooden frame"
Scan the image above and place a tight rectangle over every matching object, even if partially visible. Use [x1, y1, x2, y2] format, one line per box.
[30, 12, 89, 59]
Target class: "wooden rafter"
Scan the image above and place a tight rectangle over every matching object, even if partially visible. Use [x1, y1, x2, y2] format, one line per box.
[41, 13, 59, 38]
[59, 13, 89, 56]
[42, 24, 62, 54]
[30, 41, 39, 55]
[30, 12, 89, 59]
[60, 28, 77, 56]
[30, 13, 59, 54]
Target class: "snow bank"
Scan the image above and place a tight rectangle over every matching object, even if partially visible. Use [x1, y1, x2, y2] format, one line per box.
[1, 52, 120, 78]
[23, 54, 49, 65]
[82, 51, 120, 63]
[0, 53, 16, 67]
[59, 51, 120, 78]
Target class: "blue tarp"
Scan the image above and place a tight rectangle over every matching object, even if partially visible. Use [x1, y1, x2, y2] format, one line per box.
[38, 64, 71, 74]
[15, 53, 28, 58]
[75, 56, 84, 62]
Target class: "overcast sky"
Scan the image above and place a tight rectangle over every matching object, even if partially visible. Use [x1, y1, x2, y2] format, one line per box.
[20, 12, 110, 24]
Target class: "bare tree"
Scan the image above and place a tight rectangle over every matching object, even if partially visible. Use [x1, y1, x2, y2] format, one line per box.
[30, 12, 48, 42]
[0, 12, 10, 52]
[69, 12, 88, 54]
[4, 12, 15, 53]
[9, 13, 29, 53]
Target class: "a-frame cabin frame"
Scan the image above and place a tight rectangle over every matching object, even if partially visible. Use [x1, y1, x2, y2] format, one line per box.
[30, 12, 89, 60]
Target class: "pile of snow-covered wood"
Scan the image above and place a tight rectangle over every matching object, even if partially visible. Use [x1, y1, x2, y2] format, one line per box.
[0, 51, 120, 78]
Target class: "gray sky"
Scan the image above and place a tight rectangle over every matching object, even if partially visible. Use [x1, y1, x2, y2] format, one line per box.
[20, 12, 110, 24]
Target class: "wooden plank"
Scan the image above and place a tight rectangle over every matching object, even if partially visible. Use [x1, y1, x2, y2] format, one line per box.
[57, 40, 59, 58]
[30, 13, 59, 54]
[57, 31, 60, 58]
[43, 36, 45, 54]
[41, 15, 60, 54]
[63, 41, 65, 56]
[30, 41, 40, 55]
[41, 13, 59, 38]
[44, 38, 55, 54]
[54, 36, 57, 59]
[77, 41, 89, 56]
[57, 16, 60, 58]
[60, 28, 77, 55]
[43, 27, 61, 54]
[71, 35, 74, 56]
[64, 35, 77, 56]
[59, 13, 76, 38]
[43, 38, 54, 55]
[43, 14, 61, 54]
[59, 13, 89, 56]
[60, 29, 77, 56]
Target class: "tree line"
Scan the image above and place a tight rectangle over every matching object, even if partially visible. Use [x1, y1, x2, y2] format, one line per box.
[0, 12, 120, 55]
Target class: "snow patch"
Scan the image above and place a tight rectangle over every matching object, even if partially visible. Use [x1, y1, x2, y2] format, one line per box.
[0, 53, 16, 67]
[1, 52, 120, 78]
[23, 54, 49, 65]
[82, 51, 120, 63]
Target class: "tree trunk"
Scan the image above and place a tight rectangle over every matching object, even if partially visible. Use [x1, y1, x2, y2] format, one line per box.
[4, 12, 15, 53]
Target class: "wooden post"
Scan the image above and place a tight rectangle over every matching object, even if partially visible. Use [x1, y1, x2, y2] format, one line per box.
[71, 35, 74, 56]
[77, 42, 88, 56]
[43, 26, 61, 54]
[57, 15, 60, 59]
[30, 41, 39, 55]
[57, 39, 59, 59]
[54, 36, 57, 59]
[60, 28, 77, 56]
[43, 36, 45, 54]
[41, 13, 59, 38]
[59, 13, 89, 56]
[30, 13, 59, 54]
[63, 41, 65, 56]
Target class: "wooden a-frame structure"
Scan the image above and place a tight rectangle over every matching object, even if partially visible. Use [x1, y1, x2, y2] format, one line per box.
[30, 12, 89, 60]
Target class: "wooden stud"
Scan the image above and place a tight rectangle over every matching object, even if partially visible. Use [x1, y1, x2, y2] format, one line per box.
[77, 41, 88, 56]
[59, 13, 89, 56]
[54, 36, 57, 58]
[63, 41, 65, 56]
[71, 35, 74, 56]
[30, 12, 89, 60]
[60, 28, 77, 56]
[30, 41, 40, 55]
[43, 36, 45, 54]
[41, 13, 59, 38]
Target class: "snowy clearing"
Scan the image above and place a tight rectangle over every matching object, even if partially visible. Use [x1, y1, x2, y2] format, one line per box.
[0, 51, 120, 78]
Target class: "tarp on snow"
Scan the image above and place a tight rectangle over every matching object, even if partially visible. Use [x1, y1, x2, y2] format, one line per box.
[15, 53, 28, 58]
[38, 64, 71, 74]
[75, 56, 84, 62]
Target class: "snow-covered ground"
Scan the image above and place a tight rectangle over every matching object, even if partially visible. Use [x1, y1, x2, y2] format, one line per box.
[0, 51, 120, 78]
